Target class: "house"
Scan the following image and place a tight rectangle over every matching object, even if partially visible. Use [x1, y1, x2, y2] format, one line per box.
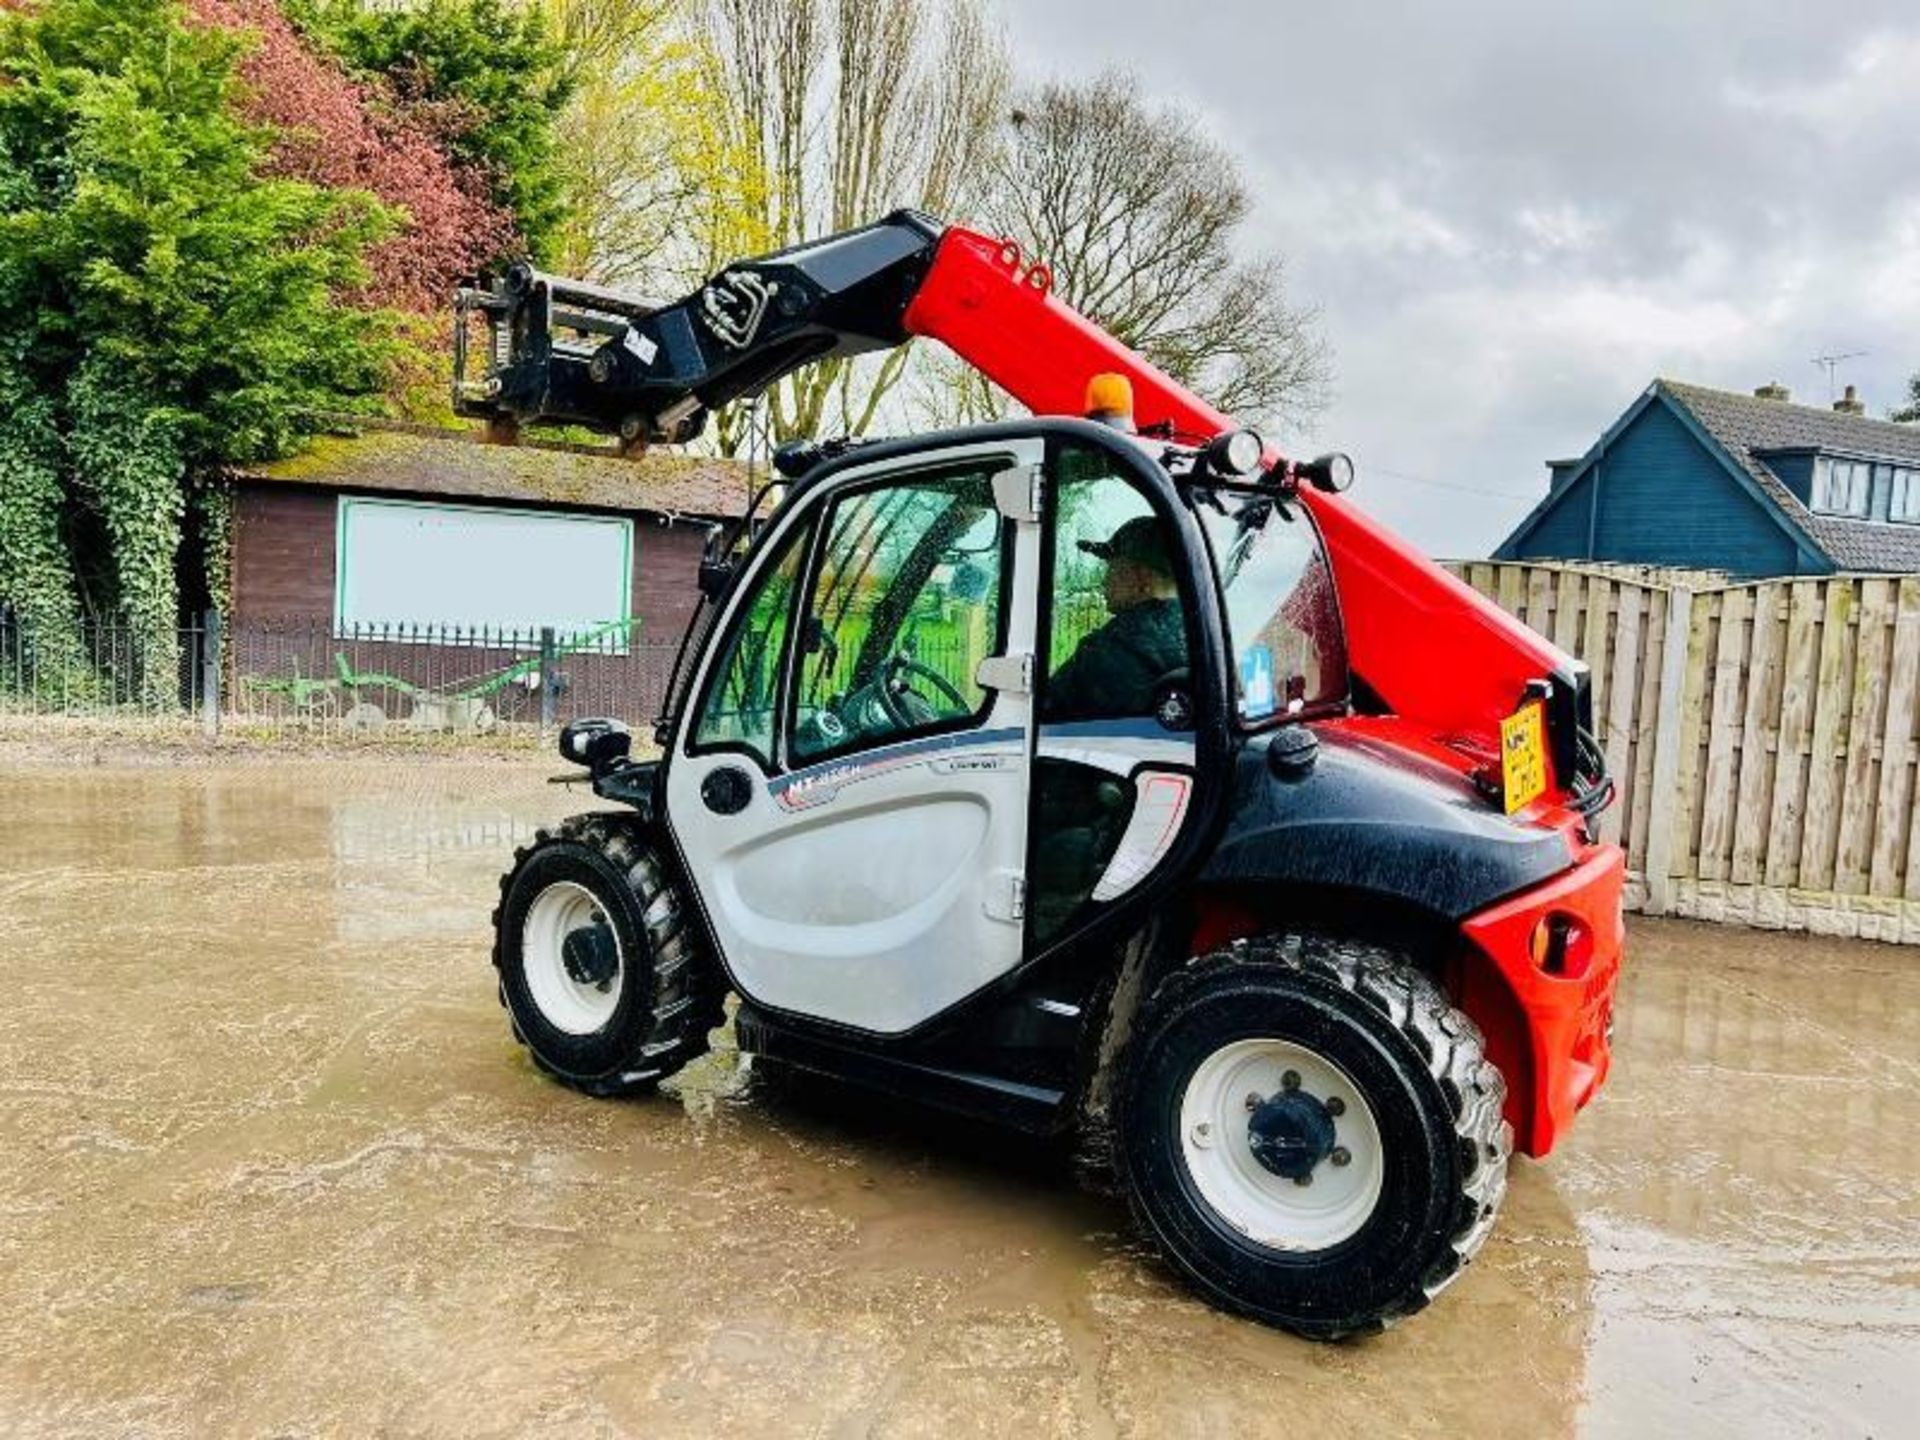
[229, 418, 749, 645]
[1495, 380, 1920, 578]
[221, 419, 750, 726]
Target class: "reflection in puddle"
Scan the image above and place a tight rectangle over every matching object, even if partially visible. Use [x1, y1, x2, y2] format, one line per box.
[2, 762, 1912, 1435]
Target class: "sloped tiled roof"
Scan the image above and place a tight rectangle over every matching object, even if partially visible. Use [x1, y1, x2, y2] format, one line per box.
[234, 419, 750, 520]
[1657, 380, 1920, 571]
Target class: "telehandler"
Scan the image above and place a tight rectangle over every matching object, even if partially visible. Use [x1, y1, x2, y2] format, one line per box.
[454, 213, 1623, 1337]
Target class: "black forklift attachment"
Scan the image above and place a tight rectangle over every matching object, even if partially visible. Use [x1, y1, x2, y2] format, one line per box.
[453, 212, 944, 450]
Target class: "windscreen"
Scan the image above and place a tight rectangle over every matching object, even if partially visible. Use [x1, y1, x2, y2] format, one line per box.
[1195, 490, 1347, 723]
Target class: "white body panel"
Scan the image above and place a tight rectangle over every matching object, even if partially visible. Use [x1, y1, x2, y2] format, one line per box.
[666, 439, 1044, 1035]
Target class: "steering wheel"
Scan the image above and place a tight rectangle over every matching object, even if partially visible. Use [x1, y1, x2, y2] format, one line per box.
[878, 654, 969, 730]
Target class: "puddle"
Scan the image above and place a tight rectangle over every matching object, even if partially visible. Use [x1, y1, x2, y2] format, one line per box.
[0, 762, 1913, 1436]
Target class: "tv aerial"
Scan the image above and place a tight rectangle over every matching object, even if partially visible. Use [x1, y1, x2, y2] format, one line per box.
[1810, 350, 1868, 402]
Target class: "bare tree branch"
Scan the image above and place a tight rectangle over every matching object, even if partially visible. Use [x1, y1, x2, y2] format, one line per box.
[967, 70, 1331, 432]
[687, 0, 1009, 451]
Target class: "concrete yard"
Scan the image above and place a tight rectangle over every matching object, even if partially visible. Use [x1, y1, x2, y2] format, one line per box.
[1, 758, 1915, 1437]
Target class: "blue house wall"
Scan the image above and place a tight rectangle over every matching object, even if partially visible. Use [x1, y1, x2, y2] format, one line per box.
[1498, 399, 1820, 576]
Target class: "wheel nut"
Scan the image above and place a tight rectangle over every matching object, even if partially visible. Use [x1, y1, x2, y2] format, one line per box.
[1325, 1096, 1346, 1117]
[1293, 1173, 1313, 1187]
[1191, 1121, 1212, 1148]
[1244, 1092, 1264, 1112]
[1331, 1146, 1351, 1167]
[1281, 1069, 1301, 1092]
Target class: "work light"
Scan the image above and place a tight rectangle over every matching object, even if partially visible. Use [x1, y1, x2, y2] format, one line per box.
[1206, 428, 1265, 476]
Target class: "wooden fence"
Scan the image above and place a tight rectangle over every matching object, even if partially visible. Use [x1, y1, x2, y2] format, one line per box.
[1450, 561, 1920, 943]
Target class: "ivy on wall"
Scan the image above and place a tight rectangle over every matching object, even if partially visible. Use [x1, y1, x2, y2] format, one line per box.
[68, 365, 188, 704]
[194, 479, 236, 622]
[0, 362, 82, 669]
[0, 0, 399, 697]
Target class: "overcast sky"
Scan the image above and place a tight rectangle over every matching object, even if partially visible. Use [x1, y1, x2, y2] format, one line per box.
[1002, 1, 1920, 556]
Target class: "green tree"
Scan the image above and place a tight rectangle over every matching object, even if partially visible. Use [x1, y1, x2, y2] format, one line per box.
[292, 0, 574, 263]
[536, 0, 732, 293]
[0, 0, 395, 699]
[1894, 373, 1919, 424]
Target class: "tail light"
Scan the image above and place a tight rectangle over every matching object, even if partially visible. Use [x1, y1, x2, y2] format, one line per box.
[1527, 912, 1593, 980]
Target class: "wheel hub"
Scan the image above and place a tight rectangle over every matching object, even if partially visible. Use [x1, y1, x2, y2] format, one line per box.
[561, 921, 619, 987]
[1178, 1037, 1386, 1252]
[521, 881, 624, 1035]
[1246, 1090, 1337, 1181]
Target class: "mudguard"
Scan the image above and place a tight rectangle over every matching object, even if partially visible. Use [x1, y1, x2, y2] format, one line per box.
[1198, 724, 1571, 923]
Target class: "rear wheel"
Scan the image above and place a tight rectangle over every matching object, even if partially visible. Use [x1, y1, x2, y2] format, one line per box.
[492, 814, 723, 1096]
[1117, 932, 1510, 1339]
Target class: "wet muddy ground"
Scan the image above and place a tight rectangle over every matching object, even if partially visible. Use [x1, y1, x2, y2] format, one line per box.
[0, 760, 1914, 1438]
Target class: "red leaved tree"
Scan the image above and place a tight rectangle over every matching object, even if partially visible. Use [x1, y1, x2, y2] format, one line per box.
[188, 0, 514, 312]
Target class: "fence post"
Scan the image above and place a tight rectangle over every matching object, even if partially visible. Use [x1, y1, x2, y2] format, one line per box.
[539, 626, 557, 732]
[200, 608, 222, 739]
[1642, 585, 1695, 916]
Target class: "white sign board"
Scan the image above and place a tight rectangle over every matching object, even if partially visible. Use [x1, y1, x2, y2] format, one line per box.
[335, 498, 633, 646]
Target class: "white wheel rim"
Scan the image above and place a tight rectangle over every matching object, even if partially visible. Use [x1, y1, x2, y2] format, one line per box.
[1178, 1037, 1385, 1252]
[521, 881, 624, 1035]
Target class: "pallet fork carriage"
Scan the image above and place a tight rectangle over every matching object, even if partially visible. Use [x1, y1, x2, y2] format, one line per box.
[460, 211, 1625, 1336]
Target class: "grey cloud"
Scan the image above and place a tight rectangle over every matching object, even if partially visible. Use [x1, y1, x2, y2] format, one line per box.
[1003, 1, 1920, 554]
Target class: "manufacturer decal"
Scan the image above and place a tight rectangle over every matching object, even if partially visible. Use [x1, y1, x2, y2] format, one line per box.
[935, 754, 1012, 774]
[774, 759, 861, 811]
[767, 729, 1026, 811]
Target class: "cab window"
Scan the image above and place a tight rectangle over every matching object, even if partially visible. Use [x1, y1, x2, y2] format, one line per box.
[1195, 490, 1346, 721]
[1043, 451, 1190, 724]
[690, 521, 808, 767]
[1030, 450, 1192, 947]
[788, 467, 1007, 765]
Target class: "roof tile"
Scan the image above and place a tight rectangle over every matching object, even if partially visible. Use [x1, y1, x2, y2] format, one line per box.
[1658, 380, 1920, 572]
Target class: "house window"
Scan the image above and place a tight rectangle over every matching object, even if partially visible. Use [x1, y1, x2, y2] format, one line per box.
[334, 497, 633, 648]
[1889, 467, 1920, 525]
[1815, 458, 1870, 518]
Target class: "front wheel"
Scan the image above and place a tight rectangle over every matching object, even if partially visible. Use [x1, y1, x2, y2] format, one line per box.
[492, 814, 723, 1096]
[1117, 933, 1510, 1339]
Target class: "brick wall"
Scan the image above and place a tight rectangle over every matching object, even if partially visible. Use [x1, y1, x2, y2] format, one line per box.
[232, 485, 336, 617]
[230, 481, 710, 647]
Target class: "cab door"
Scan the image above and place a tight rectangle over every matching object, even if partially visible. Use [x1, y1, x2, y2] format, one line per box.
[1026, 440, 1203, 948]
[665, 438, 1043, 1035]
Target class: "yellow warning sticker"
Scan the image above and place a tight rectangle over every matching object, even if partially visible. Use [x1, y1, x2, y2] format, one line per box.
[1500, 701, 1548, 815]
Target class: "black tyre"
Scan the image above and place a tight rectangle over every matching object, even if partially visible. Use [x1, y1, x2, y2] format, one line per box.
[491, 814, 723, 1096]
[1117, 933, 1510, 1339]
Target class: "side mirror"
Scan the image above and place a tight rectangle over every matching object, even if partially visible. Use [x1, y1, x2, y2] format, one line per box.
[558, 716, 631, 773]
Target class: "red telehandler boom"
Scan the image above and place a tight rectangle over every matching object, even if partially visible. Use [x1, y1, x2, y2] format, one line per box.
[456, 211, 1601, 801]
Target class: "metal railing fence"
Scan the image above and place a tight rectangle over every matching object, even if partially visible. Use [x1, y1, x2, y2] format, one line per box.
[0, 607, 681, 738]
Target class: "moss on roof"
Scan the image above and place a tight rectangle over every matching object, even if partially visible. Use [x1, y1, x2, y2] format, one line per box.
[237, 419, 750, 519]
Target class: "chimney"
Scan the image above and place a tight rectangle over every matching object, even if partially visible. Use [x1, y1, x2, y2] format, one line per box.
[1754, 381, 1791, 402]
[1833, 384, 1866, 416]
